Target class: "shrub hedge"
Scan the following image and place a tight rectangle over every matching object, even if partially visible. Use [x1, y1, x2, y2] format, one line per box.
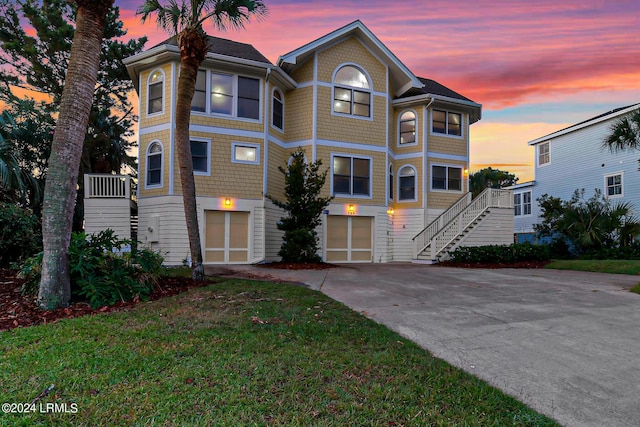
[449, 242, 550, 264]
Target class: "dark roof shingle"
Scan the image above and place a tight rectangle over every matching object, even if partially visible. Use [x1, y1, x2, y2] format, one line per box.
[398, 77, 475, 103]
[153, 35, 272, 64]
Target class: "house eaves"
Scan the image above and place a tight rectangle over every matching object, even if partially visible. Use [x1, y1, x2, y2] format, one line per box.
[528, 103, 640, 146]
[277, 20, 423, 97]
[393, 93, 482, 123]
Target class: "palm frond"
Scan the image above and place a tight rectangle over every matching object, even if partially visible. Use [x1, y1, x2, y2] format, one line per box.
[603, 108, 640, 153]
[138, 0, 187, 35]
[198, 0, 267, 31]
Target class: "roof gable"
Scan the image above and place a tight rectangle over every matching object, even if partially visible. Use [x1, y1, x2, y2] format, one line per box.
[277, 20, 422, 97]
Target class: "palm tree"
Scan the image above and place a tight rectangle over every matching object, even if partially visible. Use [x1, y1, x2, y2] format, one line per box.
[603, 107, 640, 152]
[39, 0, 114, 309]
[0, 112, 40, 204]
[138, 0, 267, 279]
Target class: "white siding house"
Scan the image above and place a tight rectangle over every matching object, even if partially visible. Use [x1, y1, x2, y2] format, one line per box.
[512, 103, 640, 241]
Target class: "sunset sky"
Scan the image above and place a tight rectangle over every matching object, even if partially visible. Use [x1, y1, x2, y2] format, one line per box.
[113, 0, 640, 182]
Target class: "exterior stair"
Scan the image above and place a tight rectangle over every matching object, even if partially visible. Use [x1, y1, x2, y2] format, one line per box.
[412, 188, 513, 263]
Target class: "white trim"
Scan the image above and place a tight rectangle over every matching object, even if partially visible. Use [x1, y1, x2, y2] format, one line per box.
[232, 142, 261, 165]
[330, 152, 374, 199]
[398, 164, 418, 202]
[388, 163, 394, 201]
[397, 109, 418, 147]
[189, 137, 211, 176]
[604, 171, 624, 199]
[312, 52, 318, 162]
[188, 124, 263, 139]
[513, 190, 532, 217]
[140, 122, 172, 135]
[145, 140, 164, 189]
[169, 62, 177, 195]
[430, 163, 464, 193]
[426, 152, 468, 162]
[317, 138, 387, 153]
[136, 72, 142, 198]
[146, 68, 166, 117]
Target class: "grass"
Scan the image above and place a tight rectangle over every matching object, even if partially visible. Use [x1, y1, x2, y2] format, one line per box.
[545, 259, 640, 275]
[0, 279, 558, 426]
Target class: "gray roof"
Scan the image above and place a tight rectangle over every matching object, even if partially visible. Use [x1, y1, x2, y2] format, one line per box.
[154, 35, 272, 64]
[399, 77, 475, 103]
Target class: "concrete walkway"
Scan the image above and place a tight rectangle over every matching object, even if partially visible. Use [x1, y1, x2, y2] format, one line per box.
[218, 263, 640, 427]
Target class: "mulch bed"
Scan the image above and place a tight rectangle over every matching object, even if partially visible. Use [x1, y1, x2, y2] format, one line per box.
[0, 269, 212, 332]
[256, 261, 337, 270]
[436, 260, 551, 269]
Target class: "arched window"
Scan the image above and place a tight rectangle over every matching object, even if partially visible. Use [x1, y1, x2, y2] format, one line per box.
[333, 65, 371, 117]
[399, 111, 416, 144]
[147, 70, 164, 115]
[272, 89, 284, 130]
[388, 164, 394, 200]
[399, 166, 416, 201]
[146, 141, 163, 187]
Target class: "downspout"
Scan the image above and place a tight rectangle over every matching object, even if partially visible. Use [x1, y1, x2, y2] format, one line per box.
[263, 68, 271, 196]
[423, 96, 434, 226]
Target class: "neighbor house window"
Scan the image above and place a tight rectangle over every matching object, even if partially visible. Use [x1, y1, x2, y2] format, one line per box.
[538, 142, 550, 166]
[432, 165, 462, 191]
[399, 111, 416, 144]
[190, 140, 209, 174]
[605, 173, 623, 197]
[432, 110, 462, 136]
[146, 141, 163, 187]
[399, 165, 417, 200]
[333, 65, 371, 118]
[191, 70, 260, 119]
[333, 155, 371, 196]
[514, 191, 532, 216]
[272, 89, 284, 130]
[148, 69, 164, 115]
[232, 143, 259, 165]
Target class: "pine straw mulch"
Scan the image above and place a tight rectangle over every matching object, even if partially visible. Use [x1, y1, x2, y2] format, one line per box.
[0, 269, 213, 332]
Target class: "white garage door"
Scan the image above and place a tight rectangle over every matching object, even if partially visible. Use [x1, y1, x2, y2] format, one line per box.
[205, 211, 249, 263]
[326, 216, 372, 262]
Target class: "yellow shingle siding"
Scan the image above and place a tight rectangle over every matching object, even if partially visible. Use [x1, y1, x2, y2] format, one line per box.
[139, 130, 171, 198]
[284, 86, 314, 142]
[427, 112, 469, 157]
[140, 63, 174, 128]
[290, 58, 314, 83]
[316, 37, 387, 93]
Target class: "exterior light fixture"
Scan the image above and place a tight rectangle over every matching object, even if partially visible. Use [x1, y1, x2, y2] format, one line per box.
[386, 208, 394, 215]
[347, 204, 356, 214]
[224, 198, 231, 206]
[463, 168, 469, 176]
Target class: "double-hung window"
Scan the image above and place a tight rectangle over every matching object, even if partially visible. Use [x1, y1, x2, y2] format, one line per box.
[333, 65, 371, 118]
[333, 156, 371, 196]
[191, 70, 260, 120]
[514, 191, 532, 216]
[538, 142, 550, 166]
[605, 173, 623, 197]
[147, 70, 164, 115]
[432, 165, 462, 191]
[146, 141, 163, 187]
[399, 166, 417, 201]
[272, 89, 284, 130]
[432, 110, 462, 136]
[399, 111, 416, 144]
[190, 140, 210, 175]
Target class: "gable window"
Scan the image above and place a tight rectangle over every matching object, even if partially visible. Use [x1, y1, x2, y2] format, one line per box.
[605, 173, 623, 198]
[333, 155, 371, 196]
[432, 165, 462, 191]
[388, 164, 394, 200]
[432, 110, 462, 136]
[538, 142, 550, 166]
[191, 70, 260, 120]
[146, 141, 163, 187]
[514, 191, 532, 216]
[190, 140, 209, 175]
[232, 143, 259, 165]
[148, 70, 164, 115]
[399, 166, 417, 201]
[399, 111, 416, 144]
[272, 89, 284, 130]
[333, 65, 371, 118]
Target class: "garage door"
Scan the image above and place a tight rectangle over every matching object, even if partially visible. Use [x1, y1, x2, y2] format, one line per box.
[205, 211, 249, 263]
[326, 216, 372, 262]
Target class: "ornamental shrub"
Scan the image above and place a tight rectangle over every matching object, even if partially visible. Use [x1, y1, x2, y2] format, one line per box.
[449, 243, 550, 264]
[21, 229, 164, 308]
[0, 202, 42, 267]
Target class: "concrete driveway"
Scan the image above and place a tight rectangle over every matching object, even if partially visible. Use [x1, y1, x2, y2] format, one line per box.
[222, 264, 640, 427]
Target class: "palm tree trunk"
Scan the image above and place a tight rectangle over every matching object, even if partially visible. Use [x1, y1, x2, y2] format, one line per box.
[38, 0, 113, 309]
[175, 58, 204, 280]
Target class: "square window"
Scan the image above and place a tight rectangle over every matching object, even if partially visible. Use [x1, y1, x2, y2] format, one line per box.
[432, 165, 462, 191]
[333, 156, 370, 196]
[606, 174, 623, 197]
[233, 145, 259, 164]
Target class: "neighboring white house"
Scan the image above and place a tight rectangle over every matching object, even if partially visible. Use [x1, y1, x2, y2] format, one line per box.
[510, 103, 640, 242]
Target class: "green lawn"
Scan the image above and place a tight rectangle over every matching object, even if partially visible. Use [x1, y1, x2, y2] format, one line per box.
[545, 259, 640, 275]
[0, 279, 558, 426]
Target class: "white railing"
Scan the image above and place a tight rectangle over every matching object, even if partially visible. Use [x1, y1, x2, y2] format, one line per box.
[84, 174, 131, 199]
[417, 188, 513, 259]
[413, 192, 472, 255]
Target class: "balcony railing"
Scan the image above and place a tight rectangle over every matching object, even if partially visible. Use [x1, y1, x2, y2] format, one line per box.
[84, 174, 134, 199]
